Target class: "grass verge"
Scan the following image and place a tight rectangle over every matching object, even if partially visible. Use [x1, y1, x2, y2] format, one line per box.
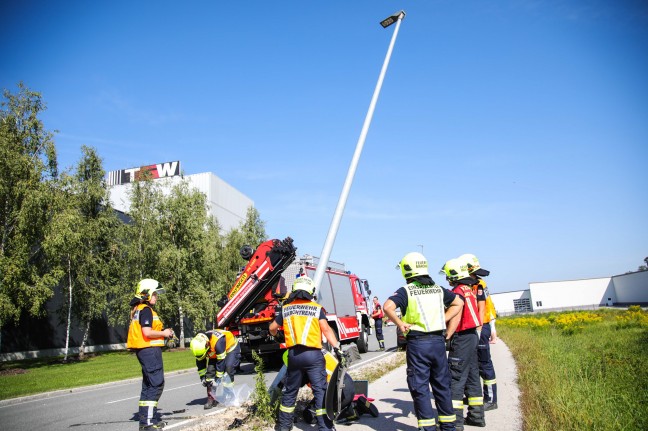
[499, 307, 648, 431]
[0, 348, 195, 400]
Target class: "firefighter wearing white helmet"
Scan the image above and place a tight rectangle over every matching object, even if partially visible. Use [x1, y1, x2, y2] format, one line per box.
[442, 258, 485, 430]
[384, 252, 463, 431]
[269, 276, 341, 431]
[127, 279, 175, 430]
[189, 329, 241, 409]
[458, 253, 498, 411]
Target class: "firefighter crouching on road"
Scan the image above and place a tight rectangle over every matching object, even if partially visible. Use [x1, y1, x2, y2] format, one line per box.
[459, 253, 498, 411]
[442, 258, 485, 430]
[127, 279, 175, 431]
[269, 276, 342, 431]
[384, 252, 463, 431]
[371, 296, 385, 351]
[189, 329, 241, 409]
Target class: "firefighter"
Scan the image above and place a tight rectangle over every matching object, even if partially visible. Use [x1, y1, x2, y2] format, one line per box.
[442, 258, 485, 430]
[127, 279, 175, 431]
[384, 252, 463, 431]
[371, 296, 385, 351]
[189, 329, 241, 409]
[459, 253, 498, 411]
[281, 348, 380, 424]
[269, 276, 341, 431]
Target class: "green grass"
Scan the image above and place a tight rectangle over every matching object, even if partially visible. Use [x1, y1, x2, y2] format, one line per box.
[499, 307, 648, 431]
[0, 348, 195, 400]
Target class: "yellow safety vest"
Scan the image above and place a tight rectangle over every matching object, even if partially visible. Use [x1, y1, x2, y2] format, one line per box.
[478, 280, 497, 323]
[403, 282, 446, 333]
[207, 330, 239, 359]
[127, 304, 164, 349]
[283, 299, 323, 349]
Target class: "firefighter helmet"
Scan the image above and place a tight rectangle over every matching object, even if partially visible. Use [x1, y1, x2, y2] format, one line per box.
[442, 258, 470, 282]
[458, 253, 490, 276]
[399, 252, 429, 279]
[190, 333, 210, 360]
[458, 253, 480, 274]
[135, 278, 165, 301]
[293, 276, 315, 295]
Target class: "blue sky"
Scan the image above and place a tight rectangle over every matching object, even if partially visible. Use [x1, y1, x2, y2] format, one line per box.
[2, 1, 647, 302]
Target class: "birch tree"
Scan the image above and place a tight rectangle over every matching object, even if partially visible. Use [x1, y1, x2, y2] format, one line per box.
[0, 83, 59, 351]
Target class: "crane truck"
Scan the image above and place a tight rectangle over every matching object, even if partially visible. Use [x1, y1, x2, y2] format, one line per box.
[216, 237, 372, 363]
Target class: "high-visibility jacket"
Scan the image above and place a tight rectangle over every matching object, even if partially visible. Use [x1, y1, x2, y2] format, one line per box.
[453, 283, 481, 332]
[477, 279, 497, 323]
[402, 282, 446, 333]
[207, 329, 239, 361]
[127, 304, 164, 349]
[282, 299, 323, 349]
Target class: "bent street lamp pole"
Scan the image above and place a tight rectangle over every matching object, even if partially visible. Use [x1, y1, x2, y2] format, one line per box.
[313, 11, 406, 293]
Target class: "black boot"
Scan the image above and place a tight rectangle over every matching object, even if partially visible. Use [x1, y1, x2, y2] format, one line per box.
[465, 404, 486, 427]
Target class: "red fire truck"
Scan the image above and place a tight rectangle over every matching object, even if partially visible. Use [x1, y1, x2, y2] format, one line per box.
[216, 238, 372, 363]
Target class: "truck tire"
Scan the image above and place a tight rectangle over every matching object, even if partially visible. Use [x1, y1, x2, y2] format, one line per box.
[356, 323, 369, 353]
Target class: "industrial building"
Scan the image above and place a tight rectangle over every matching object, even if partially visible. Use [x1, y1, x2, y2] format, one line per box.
[491, 270, 648, 315]
[107, 160, 253, 232]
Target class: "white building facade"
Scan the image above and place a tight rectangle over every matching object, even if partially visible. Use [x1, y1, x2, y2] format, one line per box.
[491, 270, 648, 315]
[107, 161, 253, 232]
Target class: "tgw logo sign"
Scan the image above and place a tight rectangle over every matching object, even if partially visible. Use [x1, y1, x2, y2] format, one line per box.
[107, 161, 181, 185]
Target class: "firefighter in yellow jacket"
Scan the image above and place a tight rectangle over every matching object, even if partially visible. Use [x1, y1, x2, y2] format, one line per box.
[127, 279, 175, 431]
[189, 329, 241, 409]
[269, 276, 341, 431]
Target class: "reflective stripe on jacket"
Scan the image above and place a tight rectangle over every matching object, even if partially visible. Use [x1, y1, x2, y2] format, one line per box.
[127, 304, 164, 348]
[403, 282, 446, 333]
[283, 299, 323, 349]
[453, 283, 481, 331]
[207, 330, 238, 360]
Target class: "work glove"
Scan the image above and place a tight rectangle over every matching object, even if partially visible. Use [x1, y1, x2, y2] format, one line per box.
[214, 378, 222, 387]
[333, 346, 347, 367]
[274, 330, 285, 343]
[201, 377, 208, 387]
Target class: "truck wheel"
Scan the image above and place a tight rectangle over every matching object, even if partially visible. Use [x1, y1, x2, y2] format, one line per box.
[356, 323, 369, 353]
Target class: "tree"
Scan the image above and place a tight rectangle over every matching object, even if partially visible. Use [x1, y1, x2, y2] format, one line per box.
[0, 83, 59, 352]
[113, 174, 164, 326]
[155, 179, 217, 343]
[638, 257, 648, 272]
[44, 146, 122, 360]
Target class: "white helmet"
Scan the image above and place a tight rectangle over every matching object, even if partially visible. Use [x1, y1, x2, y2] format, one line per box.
[293, 276, 315, 295]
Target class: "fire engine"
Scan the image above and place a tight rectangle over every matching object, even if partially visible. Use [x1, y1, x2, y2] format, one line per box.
[216, 238, 372, 363]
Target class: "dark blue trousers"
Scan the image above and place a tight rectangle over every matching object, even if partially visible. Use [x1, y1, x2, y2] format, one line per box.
[374, 318, 384, 349]
[478, 323, 497, 403]
[136, 347, 165, 426]
[449, 329, 484, 426]
[278, 346, 334, 431]
[406, 334, 456, 431]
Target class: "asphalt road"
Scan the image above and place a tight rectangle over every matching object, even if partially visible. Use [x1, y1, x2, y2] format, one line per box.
[0, 325, 398, 431]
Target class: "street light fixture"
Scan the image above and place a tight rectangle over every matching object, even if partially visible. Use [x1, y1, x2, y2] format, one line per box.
[313, 11, 406, 292]
[380, 10, 406, 28]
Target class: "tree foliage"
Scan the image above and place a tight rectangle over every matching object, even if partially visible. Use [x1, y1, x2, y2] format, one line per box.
[0, 84, 59, 347]
[1, 84, 273, 355]
[43, 146, 122, 359]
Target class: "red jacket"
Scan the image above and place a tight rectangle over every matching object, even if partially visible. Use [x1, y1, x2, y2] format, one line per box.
[452, 283, 481, 332]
